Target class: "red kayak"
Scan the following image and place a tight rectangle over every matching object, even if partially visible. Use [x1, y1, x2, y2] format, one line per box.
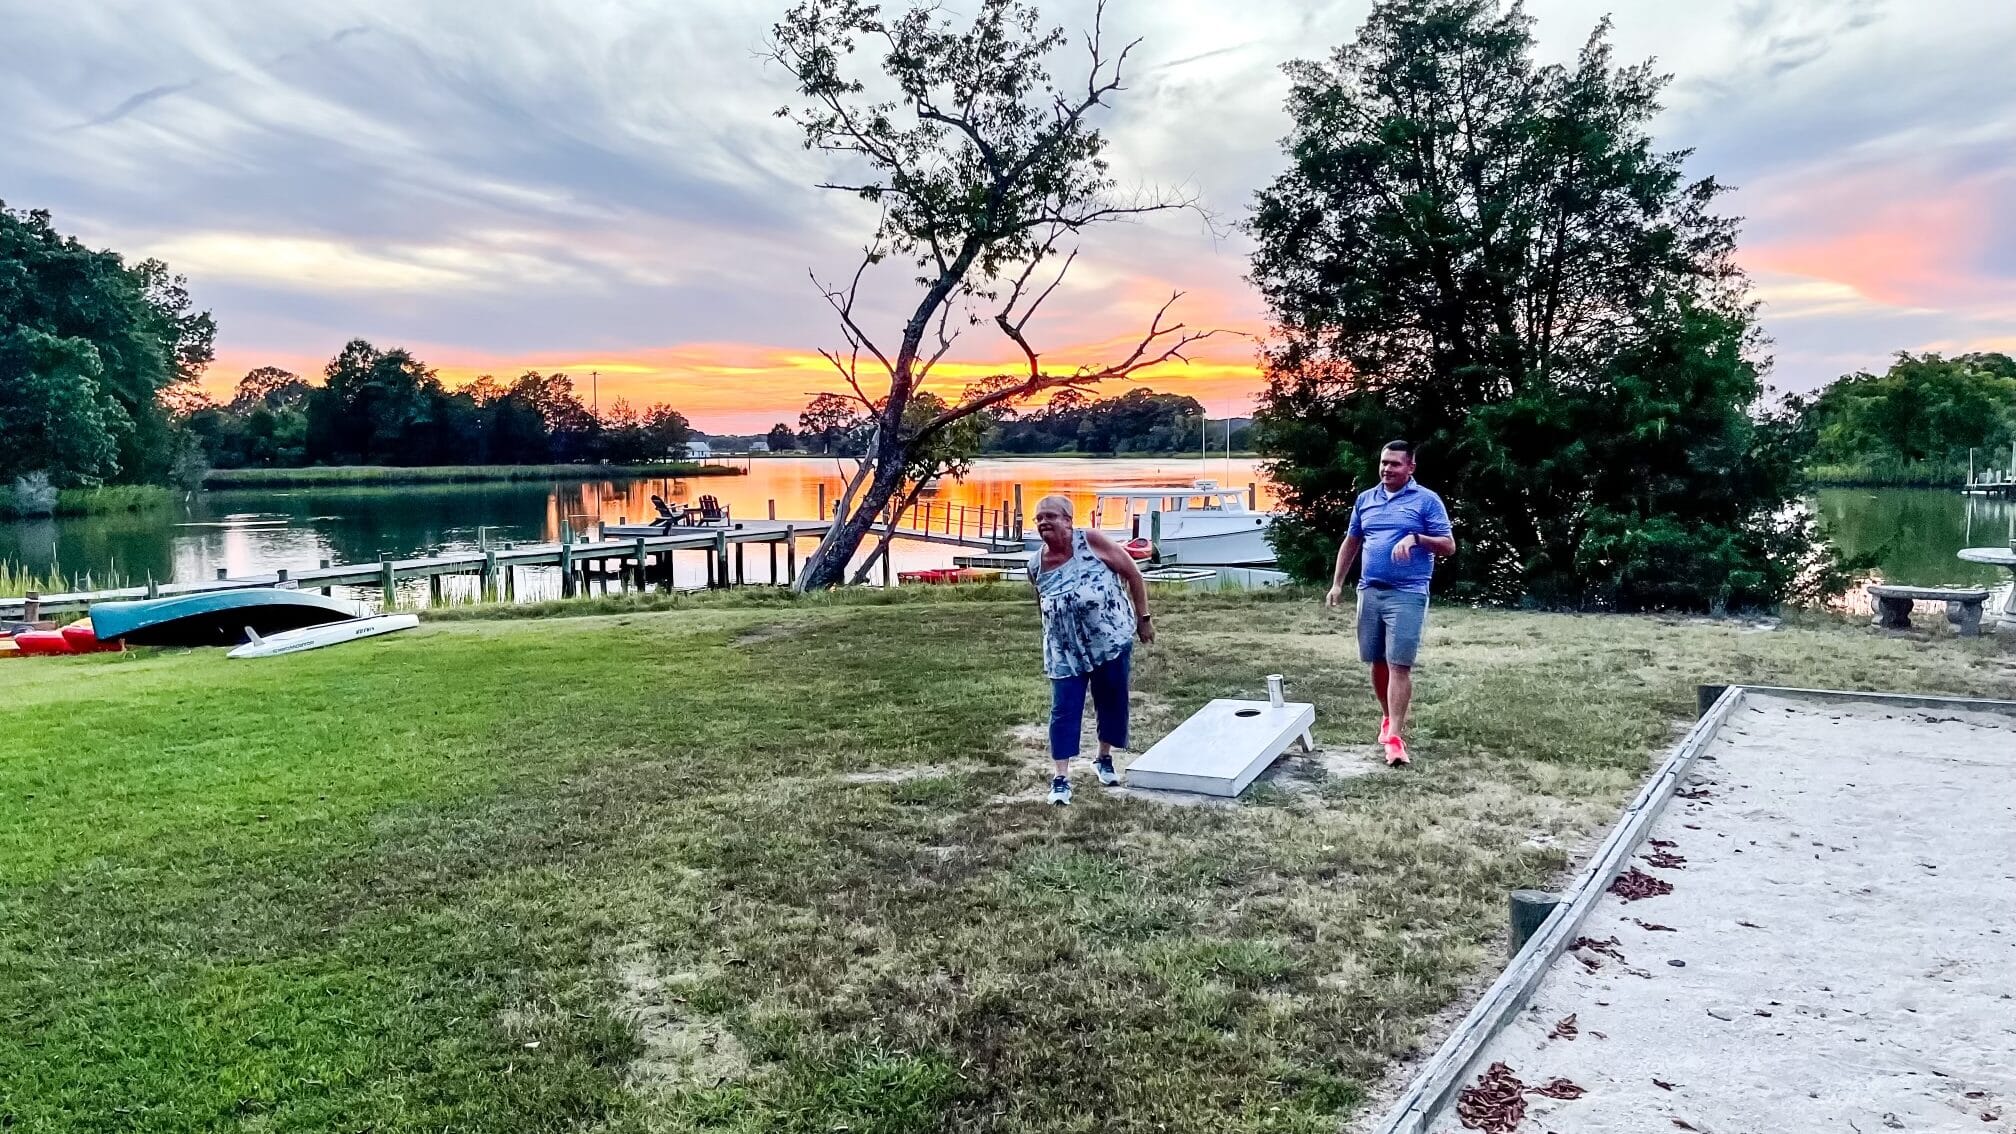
[60, 621, 124, 654]
[1124, 537, 1154, 561]
[13, 629, 75, 656]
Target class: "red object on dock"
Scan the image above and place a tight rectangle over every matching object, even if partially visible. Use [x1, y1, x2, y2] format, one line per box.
[1124, 538, 1153, 560]
[12, 629, 75, 656]
[60, 622, 124, 654]
[896, 567, 1002, 585]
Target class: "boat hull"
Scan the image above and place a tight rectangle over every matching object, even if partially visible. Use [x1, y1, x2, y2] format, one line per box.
[90, 589, 373, 647]
[1151, 524, 1277, 566]
[227, 614, 421, 659]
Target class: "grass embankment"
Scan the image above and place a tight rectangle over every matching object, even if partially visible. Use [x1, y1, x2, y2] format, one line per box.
[0, 484, 172, 520]
[203, 463, 743, 489]
[1806, 458, 1969, 487]
[2, 592, 2009, 1132]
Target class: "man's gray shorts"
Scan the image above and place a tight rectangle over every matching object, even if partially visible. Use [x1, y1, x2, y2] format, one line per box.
[1357, 587, 1429, 667]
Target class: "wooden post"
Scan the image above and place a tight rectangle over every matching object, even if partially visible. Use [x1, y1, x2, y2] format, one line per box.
[785, 525, 797, 586]
[1509, 890, 1559, 956]
[483, 550, 499, 600]
[1012, 485, 1024, 539]
[768, 499, 777, 521]
[23, 591, 39, 623]
[768, 537, 778, 583]
[217, 567, 228, 580]
[429, 574, 443, 605]
[321, 558, 334, 597]
[1248, 482, 1258, 510]
[560, 542, 576, 597]
[276, 569, 289, 585]
[734, 541, 745, 586]
[713, 531, 729, 589]
[147, 575, 160, 600]
[818, 483, 828, 521]
[1150, 510, 1163, 564]
[505, 564, 516, 601]
[634, 538, 649, 591]
[380, 561, 397, 611]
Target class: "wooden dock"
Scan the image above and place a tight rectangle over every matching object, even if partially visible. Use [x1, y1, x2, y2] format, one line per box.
[0, 520, 832, 619]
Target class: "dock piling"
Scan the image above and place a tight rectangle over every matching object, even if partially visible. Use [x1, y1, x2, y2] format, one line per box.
[483, 551, 499, 601]
[146, 574, 160, 600]
[216, 567, 228, 580]
[429, 574, 443, 605]
[24, 591, 39, 623]
[560, 542, 576, 598]
[785, 525, 797, 586]
[713, 531, 729, 589]
[1509, 890, 1560, 956]
[380, 561, 397, 611]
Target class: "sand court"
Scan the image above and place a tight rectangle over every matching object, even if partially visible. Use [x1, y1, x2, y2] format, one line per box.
[1424, 693, 2016, 1133]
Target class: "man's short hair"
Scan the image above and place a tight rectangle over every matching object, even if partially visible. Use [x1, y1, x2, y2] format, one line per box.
[1382, 439, 1415, 459]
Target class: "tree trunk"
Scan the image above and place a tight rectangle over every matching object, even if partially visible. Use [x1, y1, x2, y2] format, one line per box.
[795, 431, 909, 590]
[848, 480, 930, 585]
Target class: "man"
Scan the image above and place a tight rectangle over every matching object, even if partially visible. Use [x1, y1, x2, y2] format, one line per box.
[1324, 440, 1456, 767]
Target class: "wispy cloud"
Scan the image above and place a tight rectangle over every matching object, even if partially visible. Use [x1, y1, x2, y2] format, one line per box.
[6, 0, 2015, 428]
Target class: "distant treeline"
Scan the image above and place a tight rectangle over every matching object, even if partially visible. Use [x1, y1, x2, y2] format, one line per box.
[794, 387, 1250, 456]
[1798, 352, 2016, 486]
[185, 340, 697, 470]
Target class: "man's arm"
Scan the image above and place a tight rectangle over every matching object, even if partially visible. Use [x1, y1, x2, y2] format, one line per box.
[1391, 493, 1456, 562]
[1325, 533, 1363, 607]
[1085, 529, 1154, 641]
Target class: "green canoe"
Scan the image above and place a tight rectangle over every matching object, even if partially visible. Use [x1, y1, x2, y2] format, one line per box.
[89, 589, 373, 647]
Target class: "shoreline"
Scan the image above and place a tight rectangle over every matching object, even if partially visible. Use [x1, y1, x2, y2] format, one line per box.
[201, 462, 744, 489]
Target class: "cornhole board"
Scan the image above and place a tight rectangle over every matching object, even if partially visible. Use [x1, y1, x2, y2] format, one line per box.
[1125, 698, 1317, 797]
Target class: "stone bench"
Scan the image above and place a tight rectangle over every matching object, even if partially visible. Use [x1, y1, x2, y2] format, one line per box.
[1868, 585, 1993, 637]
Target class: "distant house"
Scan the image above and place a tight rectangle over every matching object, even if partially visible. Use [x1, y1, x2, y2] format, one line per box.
[684, 440, 712, 459]
[748, 440, 770, 453]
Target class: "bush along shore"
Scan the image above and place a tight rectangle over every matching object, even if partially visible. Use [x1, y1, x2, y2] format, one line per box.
[1805, 458, 1970, 488]
[202, 462, 744, 489]
[0, 484, 173, 521]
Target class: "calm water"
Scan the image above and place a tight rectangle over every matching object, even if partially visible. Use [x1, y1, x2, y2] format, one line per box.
[0, 457, 1276, 597]
[5, 464, 2008, 598]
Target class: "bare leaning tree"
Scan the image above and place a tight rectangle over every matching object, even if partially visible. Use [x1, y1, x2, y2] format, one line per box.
[769, 0, 1226, 590]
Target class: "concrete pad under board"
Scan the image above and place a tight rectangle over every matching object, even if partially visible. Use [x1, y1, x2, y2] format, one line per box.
[1125, 698, 1317, 797]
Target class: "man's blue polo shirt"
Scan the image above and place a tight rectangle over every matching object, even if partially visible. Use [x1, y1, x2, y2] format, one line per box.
[1349, 479, 1452, 594]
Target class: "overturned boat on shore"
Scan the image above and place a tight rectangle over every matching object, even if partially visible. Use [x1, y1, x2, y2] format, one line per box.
[89, 589, 371, 647]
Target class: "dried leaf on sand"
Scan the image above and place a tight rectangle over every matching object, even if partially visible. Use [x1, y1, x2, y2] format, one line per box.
[1610, 867, 1674, 901]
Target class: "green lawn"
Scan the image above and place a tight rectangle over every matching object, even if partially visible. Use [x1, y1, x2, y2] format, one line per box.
[2, 593, 2008, 1132]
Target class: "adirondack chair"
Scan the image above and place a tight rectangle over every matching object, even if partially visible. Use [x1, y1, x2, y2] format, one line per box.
[693, 495, 731, 525]
[649, 494, 689, 529]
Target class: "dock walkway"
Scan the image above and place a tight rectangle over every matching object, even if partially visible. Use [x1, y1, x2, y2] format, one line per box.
[1, 520, 833, 619]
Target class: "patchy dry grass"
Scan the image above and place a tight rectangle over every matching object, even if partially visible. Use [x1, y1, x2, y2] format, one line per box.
[1, 593, 2008, 1132]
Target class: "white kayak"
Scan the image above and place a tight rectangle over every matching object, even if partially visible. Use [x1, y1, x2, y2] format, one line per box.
[226, 614, 421, 659]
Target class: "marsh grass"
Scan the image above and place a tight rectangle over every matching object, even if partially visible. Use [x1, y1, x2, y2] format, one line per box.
[1, 594, 2008, 1132]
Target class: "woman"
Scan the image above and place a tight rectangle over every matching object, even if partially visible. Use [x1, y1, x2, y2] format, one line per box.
[1029, 494, 1154, 805]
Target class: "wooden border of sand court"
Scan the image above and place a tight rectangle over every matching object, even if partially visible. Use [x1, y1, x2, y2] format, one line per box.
[1364, 682, 2016, 1134]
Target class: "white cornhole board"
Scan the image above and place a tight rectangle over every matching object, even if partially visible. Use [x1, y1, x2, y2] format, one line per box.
[1125, 698, 1317, 797]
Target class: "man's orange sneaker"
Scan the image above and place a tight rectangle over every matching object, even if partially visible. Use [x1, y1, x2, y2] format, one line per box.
[1382, 735, 1411, 767]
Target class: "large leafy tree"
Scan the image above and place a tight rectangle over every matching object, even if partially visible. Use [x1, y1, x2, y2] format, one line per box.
[1249, 0, 1825, 611]
[769, 0, 1224, 589]
[0, 202, 215, 484]
[1801, 352, 2016, 468]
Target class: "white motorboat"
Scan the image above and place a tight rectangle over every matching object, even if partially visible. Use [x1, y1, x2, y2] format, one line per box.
[226, 614, 421, 659]
[1089, 480, 1276, 566]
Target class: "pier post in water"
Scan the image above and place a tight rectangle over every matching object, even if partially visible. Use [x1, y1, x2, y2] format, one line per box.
[560, 542, 576, 598]
[23, 591, 39, 623]
[483, 551, 499, 601]
[817, 483, 827, 521]
[1012, 485, 1024, 539]
[735, 541, 745, 586]
[380, 561, 397, 611]
[633, 538, 648, 591]
[713, 531, 729, 589]
[429, 574, 443, 606]
[320, 558, 333, 597]
[146, 575, 160, 600]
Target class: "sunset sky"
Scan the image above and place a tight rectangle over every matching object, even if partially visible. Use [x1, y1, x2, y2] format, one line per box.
[6, 0, 2014, 432]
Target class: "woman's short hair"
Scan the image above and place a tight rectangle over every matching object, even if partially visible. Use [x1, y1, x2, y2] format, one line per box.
[1034, 494, 1074, 521]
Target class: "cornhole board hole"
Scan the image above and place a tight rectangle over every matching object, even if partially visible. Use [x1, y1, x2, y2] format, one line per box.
[1125, 698, 1317, 797]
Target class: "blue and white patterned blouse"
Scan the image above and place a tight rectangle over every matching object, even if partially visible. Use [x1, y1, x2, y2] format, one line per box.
[1031, 528, 1136, 679]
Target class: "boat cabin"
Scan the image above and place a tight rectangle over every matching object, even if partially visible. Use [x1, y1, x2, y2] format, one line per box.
[1089, 481, 1256, 538]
